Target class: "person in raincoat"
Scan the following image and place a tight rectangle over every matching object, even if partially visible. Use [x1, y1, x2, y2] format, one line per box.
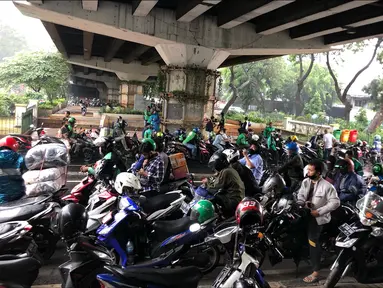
[183, 127, 199, 159]
[236, 128, 249, 149]
[143, 124, 153, 139]
[149, 110, 160, 132]
[0, 136, 26, 204]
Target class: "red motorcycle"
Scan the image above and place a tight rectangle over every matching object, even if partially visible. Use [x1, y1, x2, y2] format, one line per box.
[10, 124, 46, 155]
[62, 175, 97, 206]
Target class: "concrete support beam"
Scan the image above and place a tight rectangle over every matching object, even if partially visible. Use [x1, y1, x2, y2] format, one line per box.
[27, 0, 42, 4]
[96, 70, 103, 76]
[290, 5, 383, 40]
[177, 0, 221, 23]
[217, 0, 293, 29]
[324, 21, 383, 45]
[83, 67, 89, 75]
[123, 44, 151, 64]
[67, 55, 159, 82]
[41, 21, 68, 57]
[255, 0, 378, 35]
[132, 0, 158, 16]
[74, 72, 120, 88]
[13, 0, 330, 57]
[83, 31, 94, 60]
[141, 52, 162, 66]
[156, 44, 229, 70]
[105, 39, 125, 62]
[82, 0, 98, 11]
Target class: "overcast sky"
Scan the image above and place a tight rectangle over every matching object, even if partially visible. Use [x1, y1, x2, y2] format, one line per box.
[0, 1, 382, 95]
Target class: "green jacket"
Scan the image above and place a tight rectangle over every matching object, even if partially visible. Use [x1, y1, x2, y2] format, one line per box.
[263, 126, 275, 138]
[183, 131, 196, 145]
[352, 158, 363, 176]
[236, 133, 248, 146]
[144, 110, 151, 121]
[88, 152, 122, 177]
[144, 128, 152, 139]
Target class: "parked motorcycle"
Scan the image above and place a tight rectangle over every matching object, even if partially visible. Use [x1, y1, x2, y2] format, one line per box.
[325, 192, 383, 287]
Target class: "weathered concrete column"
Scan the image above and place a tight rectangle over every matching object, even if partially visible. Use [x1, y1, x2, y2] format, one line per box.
[120, 83, 143, 109]
[156, 44, 229, 129]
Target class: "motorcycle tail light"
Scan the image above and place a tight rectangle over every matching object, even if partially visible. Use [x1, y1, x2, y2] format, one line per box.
[24, 225, 33, 231]
[102, 212, 113, 224]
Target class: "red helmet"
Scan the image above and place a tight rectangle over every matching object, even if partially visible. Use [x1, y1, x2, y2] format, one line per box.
[362, 141, 368, 146]
[0, 136, 19, 152]
[235, 198, 263, 228]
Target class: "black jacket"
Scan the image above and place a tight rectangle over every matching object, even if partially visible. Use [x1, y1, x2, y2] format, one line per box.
[231, 161, 260, 197]
[278, 154, 304, 180]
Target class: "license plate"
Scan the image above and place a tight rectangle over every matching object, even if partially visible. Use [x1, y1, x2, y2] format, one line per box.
[339, 223, 355, 237]
[180, 201, 189, 214]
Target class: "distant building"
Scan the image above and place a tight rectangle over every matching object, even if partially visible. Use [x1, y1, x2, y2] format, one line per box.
[348, 94, 370, 108]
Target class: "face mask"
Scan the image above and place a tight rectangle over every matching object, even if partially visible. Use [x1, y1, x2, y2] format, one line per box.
[308, 173, 319, 180]
[248, 149, 257, 155]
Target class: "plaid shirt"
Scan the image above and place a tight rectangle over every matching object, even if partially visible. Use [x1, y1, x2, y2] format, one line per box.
[140, 155, 164, 192]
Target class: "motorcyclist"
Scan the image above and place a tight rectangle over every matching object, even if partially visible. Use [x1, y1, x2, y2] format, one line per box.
[67, 117, 77, 138]
[204, 152, 244, 218]
[334, 158, 366, 204]
[113, 116, 129, 151]
[236, 128, 249, 149]
[153, 134, 171, 184]
[143, 123, 153, 139]
[263, 121, 275, 139]
[149, 110, 160, 132]
[278, 142, 304, 192]
[0, 136, 26, 204]
[222, 149, 260, 197]
[213, 128, 230, 153]
[372, 135, 382, 152]
[183, 127, 199, 159]
[239, 141, 264, 185]
[345, 150, 363, 176]
[176, 127, 187, 142]
[136, 139, 164, 197]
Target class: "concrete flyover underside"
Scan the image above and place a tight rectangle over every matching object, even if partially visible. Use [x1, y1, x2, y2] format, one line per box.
[14, 0, 383, 125]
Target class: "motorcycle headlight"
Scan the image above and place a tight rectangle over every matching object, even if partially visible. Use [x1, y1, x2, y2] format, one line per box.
[371, 227, 383, 238]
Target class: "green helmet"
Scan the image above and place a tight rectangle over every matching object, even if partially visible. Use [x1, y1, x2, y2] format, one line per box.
[373, 163, 383, 176]
[190, 200, 215, 223]
[140, 138, 156, 152]
[68, 117, 76, 124]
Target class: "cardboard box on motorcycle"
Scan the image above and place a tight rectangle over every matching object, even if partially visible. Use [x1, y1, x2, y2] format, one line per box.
[169, 153, 189, 180]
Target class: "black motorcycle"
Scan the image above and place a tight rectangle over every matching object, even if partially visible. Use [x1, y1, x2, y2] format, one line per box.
[325, 192, 383, 288]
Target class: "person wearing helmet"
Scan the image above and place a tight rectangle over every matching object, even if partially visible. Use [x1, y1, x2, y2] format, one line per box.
[203, 152, 244, 218]
[213, 128, 230, 153]
[334, 158, 366, 204]
[323, 129, 336, 160]
[149, 110, 160, 132]
[278, 142, 304, 191]
[297, 159, 340, 283]
[236, 128, 249, 149]
[67, 117, 76, 138]
[137, 138, 164, 197]
[263, 122, 274, 139]
[0, 136, 26, 204]
[240, 141, 263, 185]
[183, 128, 199, 159]
[190, 199, 215, 223]
[153, 134, 171, 185]
[345, 150, 363, 176]
[223, 149, 260, 197]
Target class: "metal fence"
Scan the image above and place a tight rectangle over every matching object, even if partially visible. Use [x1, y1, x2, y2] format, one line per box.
[0, 117, 22, 135]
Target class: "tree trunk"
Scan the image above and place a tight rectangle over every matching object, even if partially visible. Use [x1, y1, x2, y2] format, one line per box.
[344, 101, 352, 122]
[295, 54, 315, 116]
[368, 105, 383, 133]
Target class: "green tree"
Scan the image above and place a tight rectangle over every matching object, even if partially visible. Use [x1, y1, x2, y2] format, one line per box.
[303, 91, 322, 115]
[355, 108, 368, 127]
[0, 51, 70, 103]
[326, 37, 383, 122]
[363, 78, 383, 132]
[0, 22, 28, 61]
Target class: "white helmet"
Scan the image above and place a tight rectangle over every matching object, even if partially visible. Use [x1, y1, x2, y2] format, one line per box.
[222, 149, 240, 163]
[252, 134, 259, 141]
[114, 172, 142, 194]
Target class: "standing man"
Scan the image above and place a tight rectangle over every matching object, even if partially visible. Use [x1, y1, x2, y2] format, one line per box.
[218, 112, 225, 131]
[240, 141, 263, 184]
[63, 110, 71, 122]
[297, 159, 340, 284]
[323, 129, 336, 160]
[205, 116, 214, 140]
[241, 117, 251, 131]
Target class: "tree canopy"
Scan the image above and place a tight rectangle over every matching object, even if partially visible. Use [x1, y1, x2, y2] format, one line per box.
[0, 51, 70, 103]
[0, 22, 29, 61]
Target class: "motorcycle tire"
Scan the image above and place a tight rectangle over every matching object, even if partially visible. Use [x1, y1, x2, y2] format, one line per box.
[324, 257, 352, 288]
[195, 245, 220, 274]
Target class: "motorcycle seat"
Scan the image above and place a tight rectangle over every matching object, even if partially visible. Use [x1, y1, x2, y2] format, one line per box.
[107, 266, 202, 288]
[0, 255, 41, 286]
[140, 193, 180, 215]
[0, 204, 46, 224]
[153, 217, 197, 240]
[0, 195, 51, 211]
[0, 223, 16, 235]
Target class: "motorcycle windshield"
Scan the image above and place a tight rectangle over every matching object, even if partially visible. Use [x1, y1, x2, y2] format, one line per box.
[356, 192, 383, 225]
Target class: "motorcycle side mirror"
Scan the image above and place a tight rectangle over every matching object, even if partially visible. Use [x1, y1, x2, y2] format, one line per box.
[213, 225, 239, 244]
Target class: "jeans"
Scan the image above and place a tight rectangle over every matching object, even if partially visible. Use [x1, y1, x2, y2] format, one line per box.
[214, 143, 224, 153]
[185, 143, 197, 158]
[308, 217, 323, 272]
[324, 148, 332, 160]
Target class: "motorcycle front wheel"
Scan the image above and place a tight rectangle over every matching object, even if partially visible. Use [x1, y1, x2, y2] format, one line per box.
[324, 254, 353, 288]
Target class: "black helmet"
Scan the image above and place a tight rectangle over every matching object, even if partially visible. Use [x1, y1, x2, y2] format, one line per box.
[208, 152, 229, 172]
[262, 173, 286, 195]
[94, 159, 115, 180]
[58, 203, 88, 240]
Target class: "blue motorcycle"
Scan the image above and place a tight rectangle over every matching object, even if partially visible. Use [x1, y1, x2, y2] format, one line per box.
[96, 195, 220, 273]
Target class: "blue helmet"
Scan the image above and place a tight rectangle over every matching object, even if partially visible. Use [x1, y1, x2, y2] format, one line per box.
[374, 135, 381, 141]
[286, 142, 298, 152]
[193, 127, 200, 133]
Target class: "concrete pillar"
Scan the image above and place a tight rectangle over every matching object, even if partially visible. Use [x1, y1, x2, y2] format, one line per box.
[15, 104, 28, 127]
[120, 83, 142, 109]
[107, 88, 120, 103]
[156, 44, 229, 129]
